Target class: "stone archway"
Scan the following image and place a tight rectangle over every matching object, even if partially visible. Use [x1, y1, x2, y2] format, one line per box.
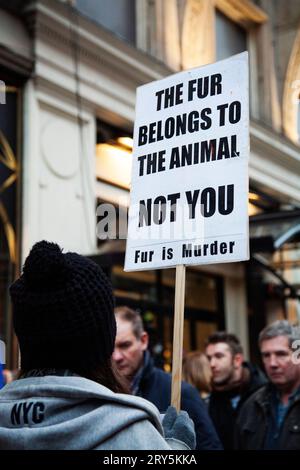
[283, 26, 300, 143]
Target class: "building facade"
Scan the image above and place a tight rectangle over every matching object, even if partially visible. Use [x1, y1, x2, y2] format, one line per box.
[0, 0, 299, 368]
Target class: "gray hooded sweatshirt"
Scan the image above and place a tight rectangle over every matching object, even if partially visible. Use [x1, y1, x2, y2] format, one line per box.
[0, 375, 189, 450]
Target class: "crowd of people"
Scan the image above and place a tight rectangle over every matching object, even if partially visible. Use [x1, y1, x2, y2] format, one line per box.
[0, 241, 299, 450]
[112, 306, 300, 450]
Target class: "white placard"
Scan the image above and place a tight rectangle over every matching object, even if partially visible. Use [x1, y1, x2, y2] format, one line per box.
[125, 52, 249, 271]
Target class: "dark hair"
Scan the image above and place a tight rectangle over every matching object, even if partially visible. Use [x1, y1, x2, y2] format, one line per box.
[205, 331, 243, 356]
[73, 359, 129, 393]
[19, 358, 129, 394]
[114, 306, 144, 339]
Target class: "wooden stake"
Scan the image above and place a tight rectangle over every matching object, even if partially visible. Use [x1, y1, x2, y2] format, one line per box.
[171, 264, 186, 411]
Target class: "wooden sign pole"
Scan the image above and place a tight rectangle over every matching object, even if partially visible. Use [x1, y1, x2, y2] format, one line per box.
[171, 264, 186, 411]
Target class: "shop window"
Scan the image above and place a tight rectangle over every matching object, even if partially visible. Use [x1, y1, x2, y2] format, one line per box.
[162, 316, 172, 372]
[0, 80, 20, 368]
[75, 0, 136, 44]
[96, 120, 133, 190]
[183, 318, 191, 354]
[112, 266, 157, 303]
[161, 269, 218, 312]
[195, 321, 218, 351]
[273, 241, 300, 305]
[248, 187, 280, 215]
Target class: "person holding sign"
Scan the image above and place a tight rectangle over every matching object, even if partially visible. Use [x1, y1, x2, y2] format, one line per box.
[113, 306, 223, 450]
[0, 241, 195, 450]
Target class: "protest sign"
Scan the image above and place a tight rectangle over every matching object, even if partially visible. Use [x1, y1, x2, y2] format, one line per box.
[125, 52, 249, 272]
[125, 52, 249, 410]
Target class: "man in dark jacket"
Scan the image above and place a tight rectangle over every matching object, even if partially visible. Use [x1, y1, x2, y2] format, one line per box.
[113, 306, 222, 450]
[235, 320, 300, 450]
[0, 338, 5, 389]
[205, 331, 266, 449]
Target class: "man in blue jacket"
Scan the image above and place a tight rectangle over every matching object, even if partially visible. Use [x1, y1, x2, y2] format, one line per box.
[113, 306, 222, 450]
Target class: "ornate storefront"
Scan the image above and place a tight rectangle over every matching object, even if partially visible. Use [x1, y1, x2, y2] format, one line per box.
[0, 79, 20, 368]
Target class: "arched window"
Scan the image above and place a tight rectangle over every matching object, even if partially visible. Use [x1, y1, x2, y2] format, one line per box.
[283, 28, 300, 144]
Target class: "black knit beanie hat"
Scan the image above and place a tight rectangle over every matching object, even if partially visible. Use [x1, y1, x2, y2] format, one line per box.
[9, 241, 116, 370]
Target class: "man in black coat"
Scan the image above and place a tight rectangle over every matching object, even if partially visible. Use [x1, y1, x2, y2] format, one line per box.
[205, 331, 266, 449]
[235, 320, 300, 450]
[113, 306, 222, 450]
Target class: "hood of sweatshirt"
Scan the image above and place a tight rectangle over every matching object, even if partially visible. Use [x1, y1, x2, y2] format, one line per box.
[0, 375, 164, 450]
